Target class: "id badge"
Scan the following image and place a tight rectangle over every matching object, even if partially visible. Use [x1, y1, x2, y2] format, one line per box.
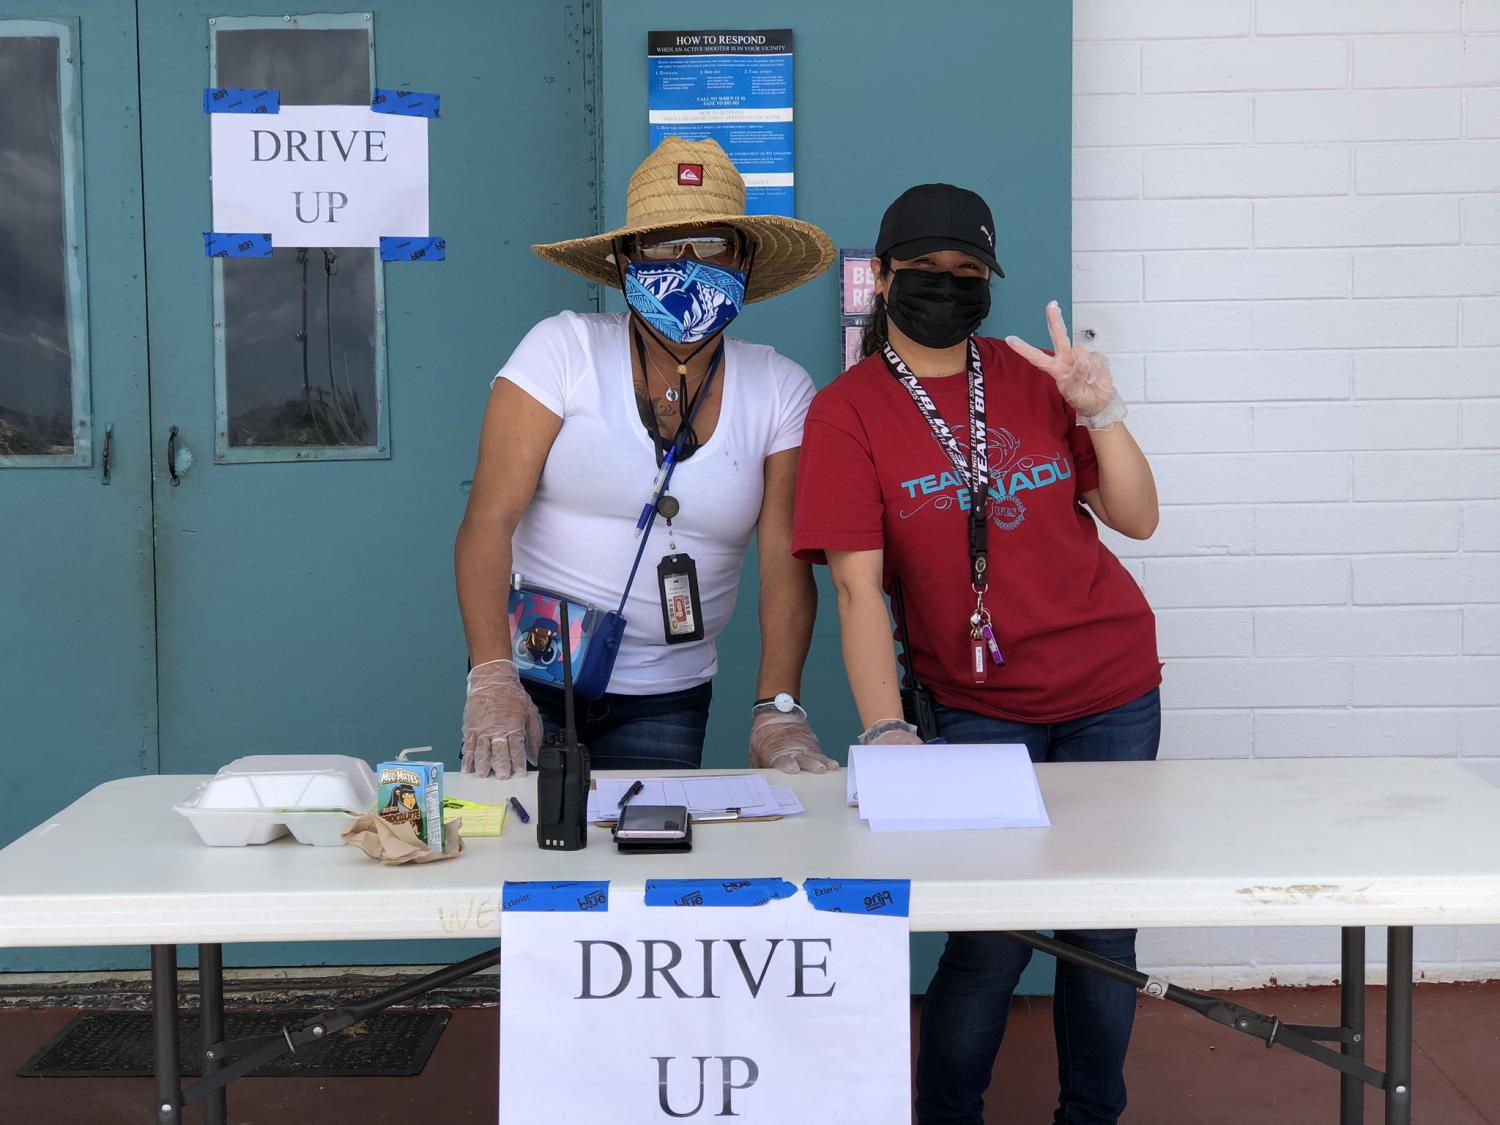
[657, 553, 704, 644]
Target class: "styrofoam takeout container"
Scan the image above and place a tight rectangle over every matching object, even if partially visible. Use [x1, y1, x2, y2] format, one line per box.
[174, 755, 377, 847]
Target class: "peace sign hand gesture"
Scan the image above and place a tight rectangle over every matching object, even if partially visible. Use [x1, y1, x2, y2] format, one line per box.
[1005, 301, 1119, 421]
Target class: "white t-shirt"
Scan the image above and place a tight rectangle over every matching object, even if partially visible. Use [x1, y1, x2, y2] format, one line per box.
[494, 311, 814, 695]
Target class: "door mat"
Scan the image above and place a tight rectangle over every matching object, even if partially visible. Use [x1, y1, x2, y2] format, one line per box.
[18, 1009, 449, 1078]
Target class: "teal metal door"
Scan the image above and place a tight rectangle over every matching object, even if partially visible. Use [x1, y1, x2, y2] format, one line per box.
[2, 2, 598, 971]
[0, 6, 156, 851]
[137, 5, 597, 785]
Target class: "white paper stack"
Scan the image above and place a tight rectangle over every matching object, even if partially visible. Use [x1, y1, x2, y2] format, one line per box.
[847, 743, 1051, 832]
[587, 774, 804, 823]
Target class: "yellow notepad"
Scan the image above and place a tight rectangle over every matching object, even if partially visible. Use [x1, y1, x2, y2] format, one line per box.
[441, 797, 508, 837]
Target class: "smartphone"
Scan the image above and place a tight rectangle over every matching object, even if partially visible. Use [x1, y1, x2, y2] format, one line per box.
[613, 804, 690, 841]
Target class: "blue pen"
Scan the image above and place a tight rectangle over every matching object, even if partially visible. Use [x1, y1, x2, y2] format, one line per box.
[634, 448, 678, 537]
[508, 796, 530, 824]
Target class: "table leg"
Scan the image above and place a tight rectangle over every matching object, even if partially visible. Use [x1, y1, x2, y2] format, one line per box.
[1340, 927, 1365, 1125]
[198, 943, 227, 1125]
[151, 945, 181, 1125]
[1385, 926, 1413, 1125]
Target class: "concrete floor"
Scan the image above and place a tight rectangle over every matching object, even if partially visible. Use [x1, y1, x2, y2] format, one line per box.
[1, 983, 1496, 1123]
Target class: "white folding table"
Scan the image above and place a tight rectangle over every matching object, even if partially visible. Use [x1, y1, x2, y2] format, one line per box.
[3, 757, 1499, 1125]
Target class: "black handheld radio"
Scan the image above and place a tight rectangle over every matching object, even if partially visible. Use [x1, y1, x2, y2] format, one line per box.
[536, 602, 590, 851]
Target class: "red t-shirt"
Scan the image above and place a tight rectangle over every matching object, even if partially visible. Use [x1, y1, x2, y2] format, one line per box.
[792, 335, 1160, 723]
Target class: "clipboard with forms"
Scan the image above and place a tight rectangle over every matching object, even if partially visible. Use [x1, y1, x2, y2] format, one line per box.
[587, 775, 805, 825]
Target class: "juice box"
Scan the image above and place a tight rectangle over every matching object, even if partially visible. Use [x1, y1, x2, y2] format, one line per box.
[376, 760, 444, 852]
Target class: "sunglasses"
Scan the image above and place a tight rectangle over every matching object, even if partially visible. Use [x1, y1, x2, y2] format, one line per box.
[631, 234, 742, 265]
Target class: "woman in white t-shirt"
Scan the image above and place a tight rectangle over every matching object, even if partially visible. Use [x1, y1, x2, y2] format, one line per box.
[454, 137, 839, 777]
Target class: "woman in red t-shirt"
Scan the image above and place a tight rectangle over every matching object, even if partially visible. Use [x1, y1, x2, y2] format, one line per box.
[792, 184, 1162, 1125]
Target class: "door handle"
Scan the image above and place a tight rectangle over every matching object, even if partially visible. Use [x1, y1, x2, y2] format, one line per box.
[100, 423, 113, 486]
[167, 425, 180, 486]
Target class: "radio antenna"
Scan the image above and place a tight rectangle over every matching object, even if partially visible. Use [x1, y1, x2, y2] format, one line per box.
[558, 603, 577, 748]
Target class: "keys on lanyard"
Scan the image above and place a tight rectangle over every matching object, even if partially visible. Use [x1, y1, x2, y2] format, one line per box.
[969, 594, 1005, 684]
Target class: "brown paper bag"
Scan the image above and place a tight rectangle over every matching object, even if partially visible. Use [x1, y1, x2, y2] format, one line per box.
[341, 813, 464, 865]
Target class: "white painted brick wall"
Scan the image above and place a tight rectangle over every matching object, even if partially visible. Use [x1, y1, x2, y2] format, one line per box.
[1254, 607, 1461, 655]
[1462, 296, 1500, 343]
[1466, 605, 1500, 651]
[1254, 1, 1462, 36]
[1354, 35, 1500, 87]
[1469, 87, 1500, 135]
[1354, 450, 1500, 499]
[1358, 142, 1500, 194]
[1251, 197, 1460, 247]
[1463, 195, 1500, 239]
[1072, 0, 1500, 986]
[1464, 399, 1500, 443]
[1466, 500, 1500, 548]
[1355, 348, 1500, 398]
[1254, 501, 1461, 553]
[1146, 145, 1352, 198]
[1254, 90, 1462, 142]
[1353, 247, 1500, 296]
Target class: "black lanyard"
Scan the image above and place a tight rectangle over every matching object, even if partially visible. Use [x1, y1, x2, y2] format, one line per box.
[622, 340, 724, 615]
[881, 338, 989, 590]
[633, 326, 720, 468]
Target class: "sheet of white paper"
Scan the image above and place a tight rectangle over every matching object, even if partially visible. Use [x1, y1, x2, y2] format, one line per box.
[211, 105, 428, 248]
[848, 743, 1050, 832]
[501, 889, 911, 1122]
[587, 775, 780, 822]
[770, 786, 805, 816]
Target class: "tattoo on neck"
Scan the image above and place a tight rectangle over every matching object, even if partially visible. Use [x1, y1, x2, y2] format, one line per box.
[634, 385, 679, 435]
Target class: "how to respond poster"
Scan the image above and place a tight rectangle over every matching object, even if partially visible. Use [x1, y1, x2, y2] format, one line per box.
[648, 29, 795, 217]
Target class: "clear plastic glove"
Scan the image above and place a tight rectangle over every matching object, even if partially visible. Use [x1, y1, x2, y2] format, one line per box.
[1005, 300, 1126, 428]
[856, 718, 925, 746]
[748, 703, 839, 774]
[461, 659, 543, 779]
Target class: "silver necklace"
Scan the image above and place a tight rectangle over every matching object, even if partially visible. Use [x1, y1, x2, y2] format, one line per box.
[641, 346, 701, 402]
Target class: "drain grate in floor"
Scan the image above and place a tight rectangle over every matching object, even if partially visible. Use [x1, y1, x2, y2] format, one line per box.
[18, 1009, 449, 1078]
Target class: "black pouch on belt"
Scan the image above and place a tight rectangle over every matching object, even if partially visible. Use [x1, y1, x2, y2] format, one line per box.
[892, 576, 939, 742]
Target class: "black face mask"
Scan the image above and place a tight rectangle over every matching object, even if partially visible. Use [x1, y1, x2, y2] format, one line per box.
[885, 268, 991, 349]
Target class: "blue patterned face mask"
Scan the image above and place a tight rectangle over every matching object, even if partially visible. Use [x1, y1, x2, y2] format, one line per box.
[623, 259, 747, 345]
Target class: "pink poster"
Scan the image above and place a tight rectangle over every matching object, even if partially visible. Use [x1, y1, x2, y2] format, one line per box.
[841, 252, 877, 316]
[839, 248, 877, 373]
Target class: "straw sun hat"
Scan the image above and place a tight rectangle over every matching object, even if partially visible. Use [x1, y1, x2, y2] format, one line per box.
[533, 136, 835, 303]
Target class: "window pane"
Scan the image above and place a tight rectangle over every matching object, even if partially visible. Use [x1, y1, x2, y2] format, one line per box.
[214, 26, 380, 452]
[0, 35, 72, 457]
[214, 29, 370, 106]
[223, 250, 376, 447]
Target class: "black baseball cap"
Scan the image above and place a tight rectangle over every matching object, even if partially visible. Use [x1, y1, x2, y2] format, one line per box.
[875, 183, 1004, 276]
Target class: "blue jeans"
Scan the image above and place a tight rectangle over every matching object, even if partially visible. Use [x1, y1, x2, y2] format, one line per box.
[525, 681, 713, 771]
[915, 688, 1162, 1125]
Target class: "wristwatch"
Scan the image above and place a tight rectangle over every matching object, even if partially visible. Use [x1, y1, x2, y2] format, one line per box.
[752, 693, 799, 713]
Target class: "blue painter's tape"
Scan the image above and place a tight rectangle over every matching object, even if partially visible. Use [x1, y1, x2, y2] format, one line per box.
[645, 878, 798, 908]
[502, 881, 609, 913]
[380, 236, 446, 262]
[803, 879, 912, 918]
[203, 232, 272, 259]
[204, 87, 279, 114]
[371, 88, 440, 118]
